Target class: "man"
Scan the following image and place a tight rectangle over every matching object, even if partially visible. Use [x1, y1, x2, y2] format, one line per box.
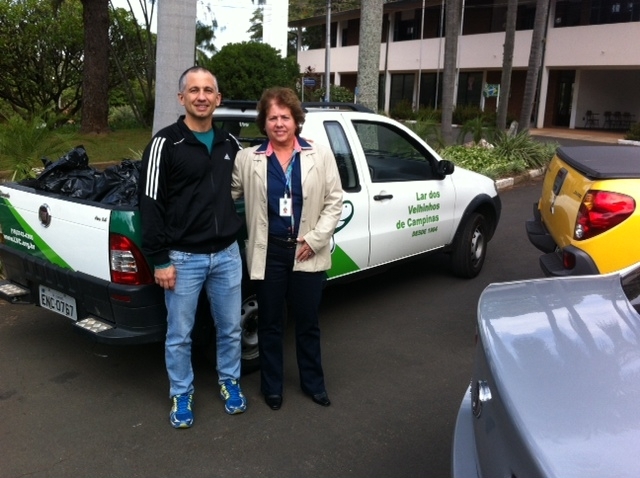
[138, 66, 246, 429]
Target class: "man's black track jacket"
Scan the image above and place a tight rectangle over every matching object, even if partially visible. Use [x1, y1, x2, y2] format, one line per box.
[138, 115, 243, 268]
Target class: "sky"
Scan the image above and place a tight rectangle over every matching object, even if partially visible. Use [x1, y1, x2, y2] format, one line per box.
[110, 0, 256, 50]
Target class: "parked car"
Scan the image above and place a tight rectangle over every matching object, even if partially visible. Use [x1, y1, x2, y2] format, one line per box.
[452, 263, 640, 477]
[526, 145, 640, 276]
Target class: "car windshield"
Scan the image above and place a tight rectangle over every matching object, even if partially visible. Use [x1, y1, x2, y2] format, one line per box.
[213, 117, 265, 148]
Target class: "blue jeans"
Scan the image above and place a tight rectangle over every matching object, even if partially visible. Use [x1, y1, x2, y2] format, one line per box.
[164, 242, 242, 397]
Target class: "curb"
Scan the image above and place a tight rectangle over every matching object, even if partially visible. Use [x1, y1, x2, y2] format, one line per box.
[495, 167, 545, 191]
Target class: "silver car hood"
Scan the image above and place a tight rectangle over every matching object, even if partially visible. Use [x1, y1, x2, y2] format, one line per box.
[476, 273, 640, 477]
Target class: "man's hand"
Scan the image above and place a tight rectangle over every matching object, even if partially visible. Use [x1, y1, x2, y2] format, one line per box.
[155, 265, 176, 290]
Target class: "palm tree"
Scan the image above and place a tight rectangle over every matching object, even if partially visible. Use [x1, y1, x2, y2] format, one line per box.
[441, 0, 462, 145]
[518, 0, 550, 132]
[152, 0, 197, 135]
[496, 0, 518, 131]
[356, 0, 384, 112]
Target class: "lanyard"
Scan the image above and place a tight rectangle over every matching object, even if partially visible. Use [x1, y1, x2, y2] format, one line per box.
[283, 152, 297, 232]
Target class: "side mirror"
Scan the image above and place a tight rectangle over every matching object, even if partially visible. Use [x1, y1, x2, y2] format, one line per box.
[436, 160, 455, 177]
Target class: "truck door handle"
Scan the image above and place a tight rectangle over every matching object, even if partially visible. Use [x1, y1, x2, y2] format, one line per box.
[374, 194, 393, 201]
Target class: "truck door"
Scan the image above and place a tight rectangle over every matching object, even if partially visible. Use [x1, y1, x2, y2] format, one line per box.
[322, 120, 371, 279]
[350, 119, 455, 267]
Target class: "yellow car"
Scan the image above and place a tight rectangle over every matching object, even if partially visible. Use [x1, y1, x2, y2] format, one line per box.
[526, 146, 640, 276]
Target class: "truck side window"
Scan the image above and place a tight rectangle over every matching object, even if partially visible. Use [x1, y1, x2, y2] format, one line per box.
[352, 121, 436, 183]
[323, 121, 360, 191]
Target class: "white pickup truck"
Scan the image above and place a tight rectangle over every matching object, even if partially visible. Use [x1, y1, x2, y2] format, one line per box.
[0, 102, 501, 371]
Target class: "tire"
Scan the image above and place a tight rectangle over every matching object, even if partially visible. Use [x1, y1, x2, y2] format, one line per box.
[193, 292, 261, 375]
[239, 294, 260, 374]
[450, 212, 487, 278]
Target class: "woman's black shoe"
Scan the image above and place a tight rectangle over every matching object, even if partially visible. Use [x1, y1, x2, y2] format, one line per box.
[265, 394, 282, 410]
[311, 392, 331, 407]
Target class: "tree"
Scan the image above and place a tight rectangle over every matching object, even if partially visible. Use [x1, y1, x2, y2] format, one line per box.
[441, 0, 463, 144]
[79, 0, 111, 133]
[518, 0, 550, 132]
[356, 0, 384, 112]
[196, 19, 218, 60]
[152, 0, 197, 135]
[207, 42, 300, 100]
[247, 7, 263, 43]
[496, 0, 518, 130]
[0, 0, 84, 120]
[109, 4, 157, 127]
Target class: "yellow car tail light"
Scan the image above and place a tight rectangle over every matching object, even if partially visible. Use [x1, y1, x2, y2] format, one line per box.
[574, 190, 635, 240]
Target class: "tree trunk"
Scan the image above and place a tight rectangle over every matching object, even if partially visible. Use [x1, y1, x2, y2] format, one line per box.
[356, 0, 383, 112]
[152, 0, 197, 135]
[441, 0, 462, 145]
[80, 0, 110, 134]
[497, 0, 518, 131]
[518, 0, 550, 132]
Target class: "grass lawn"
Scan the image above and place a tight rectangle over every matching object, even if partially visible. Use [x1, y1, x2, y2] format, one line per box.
[0, 127, 152, 176]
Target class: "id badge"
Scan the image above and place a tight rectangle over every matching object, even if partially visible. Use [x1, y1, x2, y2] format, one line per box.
[279, 196, 291, 216]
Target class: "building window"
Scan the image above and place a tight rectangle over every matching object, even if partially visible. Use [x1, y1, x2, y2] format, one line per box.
[390, 74, 415, 110]
[456, 72, 483, 107]
[393, 10, 421, 41]
[419, 73, 444, 109]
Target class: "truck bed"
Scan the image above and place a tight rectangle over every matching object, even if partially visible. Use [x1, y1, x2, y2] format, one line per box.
[557, 146, 640, 179]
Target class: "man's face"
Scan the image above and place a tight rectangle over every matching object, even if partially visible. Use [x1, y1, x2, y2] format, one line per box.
[177, 70, 221, 121]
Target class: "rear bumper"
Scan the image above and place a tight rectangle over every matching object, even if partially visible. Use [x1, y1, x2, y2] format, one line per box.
[525, 202, 556, 253]
[451, 385, 481, 478]
[525, 203, 599, 277]
[0, 244, 166, 344]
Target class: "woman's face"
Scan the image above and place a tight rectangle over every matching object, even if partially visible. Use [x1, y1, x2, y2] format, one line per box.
[265, 101, 296, 148]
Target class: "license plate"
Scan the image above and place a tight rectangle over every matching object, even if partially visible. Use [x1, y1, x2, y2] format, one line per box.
[39, 285, 78, 320]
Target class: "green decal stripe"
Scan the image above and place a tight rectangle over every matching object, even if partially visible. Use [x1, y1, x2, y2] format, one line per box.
[110, 210, 141, 245]
[0, 198, 72, 269]
[327, 245, 360, 279]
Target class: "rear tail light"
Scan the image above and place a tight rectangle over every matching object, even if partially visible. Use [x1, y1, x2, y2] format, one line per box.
[574, 190, 635, 240]
[109, 234, 154, 285]
[562, 250, 576, 269]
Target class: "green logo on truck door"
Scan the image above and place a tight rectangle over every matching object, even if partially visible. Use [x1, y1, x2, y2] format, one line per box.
[0, 197, 71, 269]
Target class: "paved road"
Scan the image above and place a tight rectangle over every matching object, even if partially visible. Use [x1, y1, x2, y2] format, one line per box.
[0, 178, 546, 478]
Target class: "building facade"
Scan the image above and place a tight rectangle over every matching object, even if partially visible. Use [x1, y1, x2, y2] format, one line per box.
[290, 0, 640, 130]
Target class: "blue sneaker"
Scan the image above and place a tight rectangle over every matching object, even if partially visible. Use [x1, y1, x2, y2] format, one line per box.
[169, 393, 193, 428]
[220, 379, 247, 415]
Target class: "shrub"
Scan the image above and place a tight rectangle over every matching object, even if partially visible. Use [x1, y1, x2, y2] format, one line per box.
[452, 105, 484, 125]
[416, 107, 441, 122]
[0, 115, 72, 180]
[390, 100, 416, 120]
[109, 105, 143, 130]
[313, 85, 355, 103]
[438, 130, 557, 179]
[492, 130, 557, 169]
[406, 119, 445, 150]
[457, 116, 496, 144]
[625, 122, 640, 141]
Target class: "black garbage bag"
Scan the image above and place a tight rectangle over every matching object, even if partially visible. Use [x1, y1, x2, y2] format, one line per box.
[60, 169, 101, 199]
[28, 146, 141, 206]
[92, 160, 141, 206]
[37, 146, 92, 194]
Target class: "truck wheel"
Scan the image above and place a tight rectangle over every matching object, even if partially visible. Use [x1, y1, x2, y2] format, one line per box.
[193, 293, 260, 375]
[450, 212, 487, 278]
[240, 294, 260, 374]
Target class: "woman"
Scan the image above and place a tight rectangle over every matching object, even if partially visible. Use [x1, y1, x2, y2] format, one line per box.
[232, 87, 343, 410]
